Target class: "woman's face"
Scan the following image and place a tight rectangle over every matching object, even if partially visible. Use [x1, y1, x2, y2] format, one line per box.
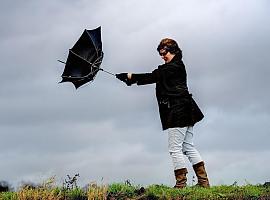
[159, 49, 175, 63]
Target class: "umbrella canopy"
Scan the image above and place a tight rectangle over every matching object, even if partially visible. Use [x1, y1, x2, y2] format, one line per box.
[59, 27, 104, 89]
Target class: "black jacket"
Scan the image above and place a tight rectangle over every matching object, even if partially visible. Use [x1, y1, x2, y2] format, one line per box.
[131, 53, 204, 130]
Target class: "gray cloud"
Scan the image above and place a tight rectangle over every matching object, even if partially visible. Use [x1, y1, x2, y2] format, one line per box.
[1, 0, 270, 188]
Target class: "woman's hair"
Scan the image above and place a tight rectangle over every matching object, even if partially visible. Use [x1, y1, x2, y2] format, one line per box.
[157, 38, 182, 57]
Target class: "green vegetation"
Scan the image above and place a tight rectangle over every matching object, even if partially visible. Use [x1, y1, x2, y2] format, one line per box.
[1, 177, 270, 200]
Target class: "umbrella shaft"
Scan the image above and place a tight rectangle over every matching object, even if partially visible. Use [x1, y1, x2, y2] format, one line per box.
[100, 68, 115, 76]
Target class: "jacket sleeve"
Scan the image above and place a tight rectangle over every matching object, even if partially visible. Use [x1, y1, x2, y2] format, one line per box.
[131, 69, 160, 85]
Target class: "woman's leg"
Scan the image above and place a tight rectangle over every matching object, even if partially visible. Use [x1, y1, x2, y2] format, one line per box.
[182, 126, 203, 165]
[168, 127, 189, 188]
[182, 126, 210, 187]
[168, 127, 187, 170]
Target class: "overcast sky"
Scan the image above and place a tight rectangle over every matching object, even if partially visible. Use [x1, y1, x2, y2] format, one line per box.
[1, 0, 270, 188]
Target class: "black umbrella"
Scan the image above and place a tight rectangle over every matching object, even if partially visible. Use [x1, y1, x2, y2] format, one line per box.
[58, 27, 114, 89]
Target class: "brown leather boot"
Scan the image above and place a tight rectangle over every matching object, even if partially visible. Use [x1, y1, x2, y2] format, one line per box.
[193, 161, 210, 187]
[174, 168, 188, 188]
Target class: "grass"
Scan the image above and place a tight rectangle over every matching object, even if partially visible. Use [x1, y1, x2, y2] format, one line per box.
[144, 184, 270, 199]
[1, 180, 270, 200]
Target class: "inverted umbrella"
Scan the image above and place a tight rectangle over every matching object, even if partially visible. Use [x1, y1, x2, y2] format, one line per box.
[58, 27, 114, 89]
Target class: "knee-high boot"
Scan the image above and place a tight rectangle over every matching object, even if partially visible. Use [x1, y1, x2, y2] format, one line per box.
[174, 168, 188, 188]
[193, 161, 210, 187]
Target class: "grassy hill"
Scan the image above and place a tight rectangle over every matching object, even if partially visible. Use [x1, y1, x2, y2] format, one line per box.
[1, 182, 270, 200]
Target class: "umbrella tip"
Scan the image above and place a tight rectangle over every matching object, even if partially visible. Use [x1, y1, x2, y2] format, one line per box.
[57, 60, 66, 64]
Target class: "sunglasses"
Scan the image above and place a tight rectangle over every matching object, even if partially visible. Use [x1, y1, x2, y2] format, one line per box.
[159, 50, 168, 56]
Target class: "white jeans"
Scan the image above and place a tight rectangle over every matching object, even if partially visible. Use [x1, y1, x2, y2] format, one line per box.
[168, 126, 203, 170]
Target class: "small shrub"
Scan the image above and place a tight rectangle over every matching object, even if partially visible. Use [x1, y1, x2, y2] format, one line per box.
[0, 181, 12, 192]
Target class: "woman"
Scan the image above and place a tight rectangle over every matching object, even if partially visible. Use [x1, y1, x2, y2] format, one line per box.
[116, 38, 210, 188]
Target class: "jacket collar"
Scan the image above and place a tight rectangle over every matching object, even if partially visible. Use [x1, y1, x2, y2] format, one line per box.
[168, 52, 182, 64]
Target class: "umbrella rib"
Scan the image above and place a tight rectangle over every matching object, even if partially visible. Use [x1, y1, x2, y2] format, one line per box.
[61, 50, 100, 80]
[69, 50, 98, 68]
[69, 51, 107, 76]
[85, 30, 99, 56]
[62, 67, 99, 79]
